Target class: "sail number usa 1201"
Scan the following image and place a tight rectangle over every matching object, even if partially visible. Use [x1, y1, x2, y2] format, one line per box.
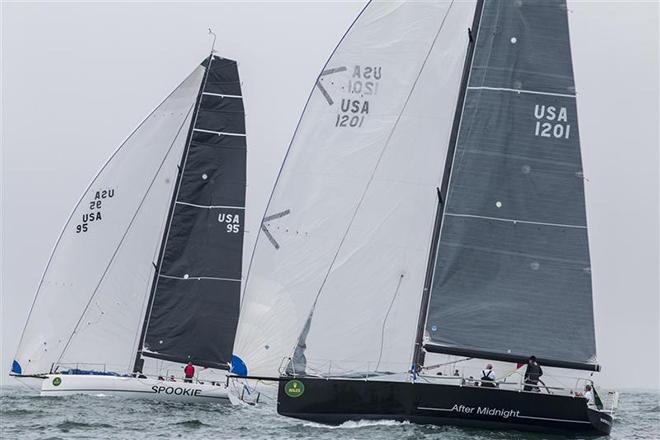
[331, 64, 382, 128]
[533, 104, 571, 139]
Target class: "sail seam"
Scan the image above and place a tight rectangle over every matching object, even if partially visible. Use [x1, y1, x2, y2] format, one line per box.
[159, 274, 241, 282]
[467, 86, 576, 98]
[202, 92, 242, 99]
[193, 128, 245, 137]
[175, 201, 245, 209]
[445, 213, 586, 229]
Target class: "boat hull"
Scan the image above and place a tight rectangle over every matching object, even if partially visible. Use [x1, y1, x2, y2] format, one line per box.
[41, 374, 229, 402]
[277, 377, 612, 435]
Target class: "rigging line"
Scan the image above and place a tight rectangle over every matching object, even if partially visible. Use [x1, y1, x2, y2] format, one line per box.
[293, 1, 458, 350]
[238, 0, 373, 309]
[12, 68, 204, 365]
[138, 55, 215, 357]
[375, 274, 405, 372]
[54, 102, 197, 368]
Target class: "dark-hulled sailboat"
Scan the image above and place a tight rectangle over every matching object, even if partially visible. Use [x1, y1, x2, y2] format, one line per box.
[11, 51, 247, 401]
[231, 0, 617, 434]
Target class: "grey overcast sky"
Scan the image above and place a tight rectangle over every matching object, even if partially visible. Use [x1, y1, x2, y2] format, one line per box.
[1, 1, 658, 389]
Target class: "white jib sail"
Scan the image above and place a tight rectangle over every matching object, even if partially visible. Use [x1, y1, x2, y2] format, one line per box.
[233, 0, 476, 377]
[12, 67, 204, 376]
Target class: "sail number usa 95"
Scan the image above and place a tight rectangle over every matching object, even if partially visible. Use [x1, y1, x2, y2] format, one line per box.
[218, 213, 241, 233]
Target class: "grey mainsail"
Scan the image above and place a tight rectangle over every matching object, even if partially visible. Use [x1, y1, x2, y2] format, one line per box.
[138, 56, 246, 370]
[424, 0, 598, 370]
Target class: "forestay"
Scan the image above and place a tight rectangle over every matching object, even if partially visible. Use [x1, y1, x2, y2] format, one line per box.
[424, 0, 598, 369]
[233, 0, 476, 377]
[12, 68, 204, 376]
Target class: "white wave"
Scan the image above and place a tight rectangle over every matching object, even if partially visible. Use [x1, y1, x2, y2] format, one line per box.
[302, 419, 410, 429]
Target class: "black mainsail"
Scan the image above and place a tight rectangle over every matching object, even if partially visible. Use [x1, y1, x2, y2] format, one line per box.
[137, 55, 246, 370]
[423, 0, 598, 371]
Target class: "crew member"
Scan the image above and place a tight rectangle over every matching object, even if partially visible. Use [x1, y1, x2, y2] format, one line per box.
[523, 356, 543, 392]
[184, 362, 195, 383]
[583, 384, 593, 402]
[480, 363, 497, 388]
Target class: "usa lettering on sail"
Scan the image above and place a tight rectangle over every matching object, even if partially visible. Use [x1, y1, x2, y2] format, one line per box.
[218, 213, 241, 233]
[76, 188, 114, 233]
[335, 64, 382, 128]
[533, 104, 570, 139]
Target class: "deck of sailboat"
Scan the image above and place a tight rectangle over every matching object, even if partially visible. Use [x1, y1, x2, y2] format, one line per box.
[276, 375, 613, 435]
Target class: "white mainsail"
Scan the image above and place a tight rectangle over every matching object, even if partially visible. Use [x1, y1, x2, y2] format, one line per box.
[12, 68, 204, 376]
[233, 0, 476, 377]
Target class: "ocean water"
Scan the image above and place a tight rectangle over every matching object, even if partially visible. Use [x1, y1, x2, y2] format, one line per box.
[1, 385, 657, 440]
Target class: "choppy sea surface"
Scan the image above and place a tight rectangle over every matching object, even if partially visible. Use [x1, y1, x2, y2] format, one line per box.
[1, 385, 658, 440]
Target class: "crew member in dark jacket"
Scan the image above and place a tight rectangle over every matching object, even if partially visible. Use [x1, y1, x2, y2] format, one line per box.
[523, 356, 543, 391]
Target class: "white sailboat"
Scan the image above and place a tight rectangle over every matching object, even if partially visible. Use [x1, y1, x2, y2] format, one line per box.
[11, 49, 247, 402]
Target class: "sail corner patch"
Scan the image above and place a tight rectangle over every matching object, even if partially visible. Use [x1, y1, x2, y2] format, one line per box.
[10, 360, 22, 375]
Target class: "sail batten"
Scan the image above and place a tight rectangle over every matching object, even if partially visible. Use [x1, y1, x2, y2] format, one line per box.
[424, 0, 597, 367]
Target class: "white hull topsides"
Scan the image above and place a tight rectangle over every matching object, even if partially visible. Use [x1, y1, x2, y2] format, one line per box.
[41, 374, 229, 402]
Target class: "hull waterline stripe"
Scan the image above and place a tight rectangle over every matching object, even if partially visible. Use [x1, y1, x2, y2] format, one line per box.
[193, 128, 246, 137]
[202, 92, 242, 99]
[445, 213, 586, 229]
[416, 407, 590, 424]
[175, 201, 245, 210]
[467, 86, 576, 98]
[159, 274, 241, 282]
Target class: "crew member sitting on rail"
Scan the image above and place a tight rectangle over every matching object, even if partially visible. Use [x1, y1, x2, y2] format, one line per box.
[480, 363, 497, 387]
[184, 362, 195, 383]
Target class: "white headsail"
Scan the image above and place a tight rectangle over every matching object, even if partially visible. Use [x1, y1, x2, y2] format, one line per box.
[12, 68, 204, 376]
[232, 0, 476, 377]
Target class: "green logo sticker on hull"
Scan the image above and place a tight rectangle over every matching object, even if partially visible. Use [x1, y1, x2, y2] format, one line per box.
[52, 377, 62, 386]
[284, 380, 304, 398]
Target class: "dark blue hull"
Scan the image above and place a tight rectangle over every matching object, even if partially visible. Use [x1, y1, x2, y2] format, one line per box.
[277, 377, 612, 435]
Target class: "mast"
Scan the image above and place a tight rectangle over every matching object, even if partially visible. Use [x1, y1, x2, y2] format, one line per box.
[132, 55, 213, 373]
[412, 0, 485, 371]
